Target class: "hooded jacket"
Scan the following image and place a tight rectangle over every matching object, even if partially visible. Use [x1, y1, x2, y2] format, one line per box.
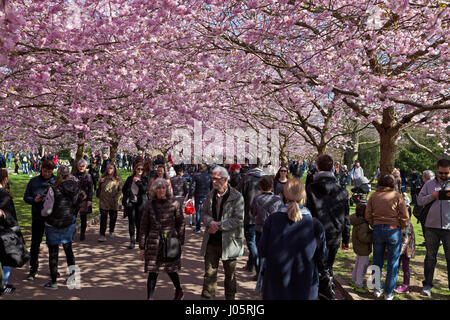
[350, 214, 372, 256]
[306, 171, 350, 245]
[45, 178, 80, 229]
[239, 168, 265, 226]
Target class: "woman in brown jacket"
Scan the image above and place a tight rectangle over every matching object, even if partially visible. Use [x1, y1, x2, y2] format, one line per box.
[139, 178, 185, 300]
[365, 174, 409, 300]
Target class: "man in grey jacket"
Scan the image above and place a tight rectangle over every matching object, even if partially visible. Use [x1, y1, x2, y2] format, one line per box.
[200, 166, 244, 300]
[417, 158, 450, 297]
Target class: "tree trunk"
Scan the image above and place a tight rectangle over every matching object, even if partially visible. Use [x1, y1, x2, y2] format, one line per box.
[316, 144, 326, 156]
[110, 140, 119, 166]
[72, 142, 85, 174]
[376, 107, 400, 176]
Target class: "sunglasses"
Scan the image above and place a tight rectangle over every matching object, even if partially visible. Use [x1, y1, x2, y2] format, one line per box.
[212, 177, 224, 181]
[280, 170, 287, 172]
[438, 171, 449, 175]
[136, 168, 144, 171]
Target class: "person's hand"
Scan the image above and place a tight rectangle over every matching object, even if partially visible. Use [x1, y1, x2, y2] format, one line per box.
[140, 250, 145, 261]
[341, 243, 350, 250]
[133, 176, 140, 182]
[100, 177, 106, 184]
[0, 209, 5, 219]
[208, 221, 219, 234]
[34, 194, 43, 203]
[87, 201, 92, 208]
[432, 191, 439, 199]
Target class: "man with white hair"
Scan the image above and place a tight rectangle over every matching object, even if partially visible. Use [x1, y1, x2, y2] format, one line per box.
[199, 166, 244, 300]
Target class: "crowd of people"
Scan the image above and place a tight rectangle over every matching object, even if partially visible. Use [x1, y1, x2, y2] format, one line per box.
[0, 150, 449, 301]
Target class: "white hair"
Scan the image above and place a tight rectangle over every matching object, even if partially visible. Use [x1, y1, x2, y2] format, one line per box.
[78, 159, 87, 166]
[212, 166, 229, 179]
[422, 170, 435, 181]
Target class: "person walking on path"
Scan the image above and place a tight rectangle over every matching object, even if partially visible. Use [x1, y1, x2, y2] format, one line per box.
[73, 159, 93, 241]
[365, 174, 409, 300]
[306, 154, 350, 300]
[413, 170, 435, 247]
[40, 166, 80, 290]
[200, 166, 244, 300]
[349, 203, 372, 294]
[89, 157, 101, 194]
[97, 163, 123, 242]
[138, 178, 185, 300]
[273, 165, 289, 202]
[417, 158, 450, 297]
[351, 161, 364, 186]
[23, 160, 56, 280]
[122, 161, 149, 249]
[189, 163, 212, 232]
[258, 178, 328, 300]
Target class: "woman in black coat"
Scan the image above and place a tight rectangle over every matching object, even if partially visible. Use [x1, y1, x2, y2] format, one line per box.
[0, 169, 19, 294]
[89, 157, 101, 193]
[122, 161, 149, 249]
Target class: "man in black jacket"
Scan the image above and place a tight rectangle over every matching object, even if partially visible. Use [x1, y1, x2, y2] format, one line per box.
[23, 160, 56, 280]
[238, 159, 264, 278]
[306, 154, 350, 299]
[189, 163, 212, 232]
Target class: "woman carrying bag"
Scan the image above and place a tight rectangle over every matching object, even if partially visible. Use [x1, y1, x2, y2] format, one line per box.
[122, 161, 149, 249]
[138, 178, 185, 300]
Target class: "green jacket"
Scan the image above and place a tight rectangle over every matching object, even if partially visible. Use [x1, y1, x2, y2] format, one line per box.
[350, 214, 373, 256]
[200, 186, 245, 260]
[98, 176, 123, 211]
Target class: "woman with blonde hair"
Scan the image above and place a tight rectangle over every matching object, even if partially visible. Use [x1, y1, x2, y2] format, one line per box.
[258, 178, 327, 300]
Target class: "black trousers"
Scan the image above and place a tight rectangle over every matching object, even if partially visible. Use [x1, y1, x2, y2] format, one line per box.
[326, 241, 341, 276]
[147, 272, 181, 299]
[99, 209, 118, 236]
[127, 204, 142, 239]
[29, 219, 46, 273]
[48, 242, 75, 282]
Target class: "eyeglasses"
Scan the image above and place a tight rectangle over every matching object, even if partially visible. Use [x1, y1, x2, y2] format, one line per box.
[438, 171, 449, 175]
[280, 170, 287, 172]
[212, 177, 224, 181]
[136, 168, 144, 171]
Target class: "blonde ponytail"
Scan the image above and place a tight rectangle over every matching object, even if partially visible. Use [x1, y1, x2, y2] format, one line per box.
[283, 178, 307, 223]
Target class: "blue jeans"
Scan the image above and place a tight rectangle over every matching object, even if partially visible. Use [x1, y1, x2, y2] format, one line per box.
[22, 163, 28, 174]
[194, 196, 206, 231]
[372, 224, 402, 295]
[2, 266, 11, 285]
[7, 158, 12, 169]
[423, 228, 450, 290]
[244, 225, 258, 271]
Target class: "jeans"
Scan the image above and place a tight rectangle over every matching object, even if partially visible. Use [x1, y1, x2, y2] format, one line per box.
[7, 158, 12, 169]
[127, 204, 142, 239]
[194, 196, 206, 231]
[423, 227, 450, 290]
[244, 225, 258, 272]
[202, 242, 237, 300]
[372, 224, 402, 295]
[22, 163, 28, 174]
[2, 266, 11, 285]
[399, 254, 410, 286]
[30, 219, 46, 273]
[99, 209, 118, 236]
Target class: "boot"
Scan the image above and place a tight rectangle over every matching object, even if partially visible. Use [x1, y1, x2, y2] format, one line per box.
[128, 237, 135, 249]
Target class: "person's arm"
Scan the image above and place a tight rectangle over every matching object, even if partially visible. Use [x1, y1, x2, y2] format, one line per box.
[86, 174, 93, 203]
[202, 194, 214, 229]
[189, 174, 196, 199]
[23, 180, 36, 205]
[365, 197, 374, 227]
[174, 200, 185, 246]
[417, 181, 434, 206]
[258, 213, 272, 258]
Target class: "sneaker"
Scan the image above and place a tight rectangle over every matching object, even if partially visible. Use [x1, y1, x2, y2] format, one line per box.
[348, 280, 356, 289]
[374, 289, 383, 298]
[193, 229, 201, 233]
[384, 293, 394, 300]
[422, 287, 432, 297]
[26, 271, 38, 281]
[354, 286, 369, 294]
[98, 235, 106, 242]
[394, 284, 409, 294]
[109, 232, 115, 239]
[1, 284, 16, 294]
[174, 289, 184, 300]
[242, 265, 253, 272]
[44, 281, 58, 290]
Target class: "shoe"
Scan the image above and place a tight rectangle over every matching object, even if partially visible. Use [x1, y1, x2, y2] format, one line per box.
[193, 229, 201, 233]
[80, 233, 86, 241]
[44, 281, 58, 290]
[354, 286, 369, 294]
[1, 284, 16, 294]
[174, 289, 184, 300]
[394, 284, 409, 294]
[26, 271, 38, 281]
[109, 232, 115, 239]
[128, 239, 135, 249]
[242, 265, 253, 272]
[384, 293, 394, 300]
[348, 280, 356, 289]
[374, 289, 383, 298]
[98, 235, 106, 242]
[422, 287, 432, 297]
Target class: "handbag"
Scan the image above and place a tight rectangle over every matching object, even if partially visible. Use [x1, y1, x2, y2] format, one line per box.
[0, 226, 30, 268]
[415, 199, 436, 225]
[151, 200, 181, 263]
[184, 199, 195, 215]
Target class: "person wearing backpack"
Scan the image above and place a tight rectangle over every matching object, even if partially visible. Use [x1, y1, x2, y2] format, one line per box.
[417, 158, 450, 297]
[413, 170, 435, 247]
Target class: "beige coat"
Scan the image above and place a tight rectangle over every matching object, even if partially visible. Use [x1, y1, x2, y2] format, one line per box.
[98, 176, 123, 211]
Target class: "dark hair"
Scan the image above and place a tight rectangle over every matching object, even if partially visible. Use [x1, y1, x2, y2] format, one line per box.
[0, 168, 9, 190]
[174, 164, 184, 175]
[355, 203, 367, 217]
[133, 161, 145, 177]
[378, 174, 395, 188]
[259, 175, 274, 192]
[103, 163, 119, 181]
[156, 165, 169, 179]
[316, 154, 333, 172]
[437, 158, 450, 168]
[42, 160, 56, 170]
[274, 166, 289, 182]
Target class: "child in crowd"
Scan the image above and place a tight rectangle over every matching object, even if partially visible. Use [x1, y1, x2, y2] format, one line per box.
[395, 195, 415, 294]
[350, 202, 372, 293]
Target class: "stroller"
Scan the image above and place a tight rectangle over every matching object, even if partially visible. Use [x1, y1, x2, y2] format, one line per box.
[349, 176, 371, 206]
